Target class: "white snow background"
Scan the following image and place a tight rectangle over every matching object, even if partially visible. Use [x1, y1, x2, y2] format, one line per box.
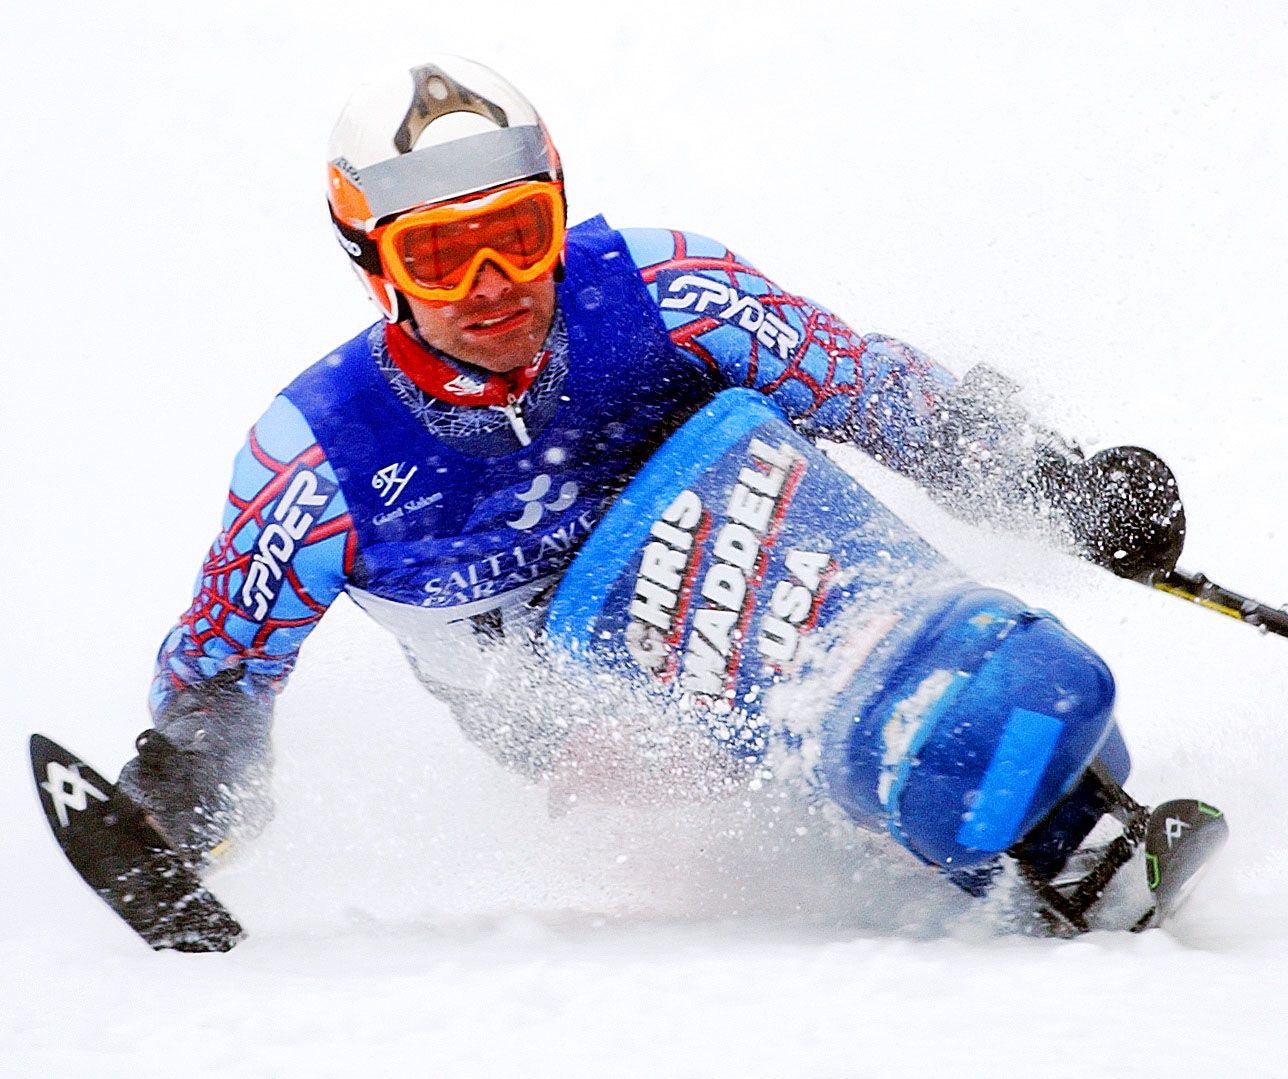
[2, 3, 1286, 1076]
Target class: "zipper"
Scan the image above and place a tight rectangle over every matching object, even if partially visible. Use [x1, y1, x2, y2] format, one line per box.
[494, 393, 532, 447]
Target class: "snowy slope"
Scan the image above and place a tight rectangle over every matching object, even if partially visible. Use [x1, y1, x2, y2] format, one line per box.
[3, 3, 1286, 1076]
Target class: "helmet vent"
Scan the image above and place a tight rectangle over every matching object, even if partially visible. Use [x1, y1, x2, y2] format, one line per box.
[395, 63, 510, 155]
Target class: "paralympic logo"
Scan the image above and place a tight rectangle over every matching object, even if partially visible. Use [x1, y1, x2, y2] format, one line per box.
[507, 473, 579, 530]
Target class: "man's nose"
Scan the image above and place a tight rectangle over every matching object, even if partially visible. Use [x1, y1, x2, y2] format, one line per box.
[468, 260, 512, 301]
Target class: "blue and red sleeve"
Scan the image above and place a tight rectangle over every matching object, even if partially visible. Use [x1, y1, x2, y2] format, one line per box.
[620, 228, 956, 474]
[149, 396, 357, 716]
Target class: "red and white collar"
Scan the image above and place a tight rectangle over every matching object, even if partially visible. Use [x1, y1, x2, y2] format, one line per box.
[384, 322, 551, 407]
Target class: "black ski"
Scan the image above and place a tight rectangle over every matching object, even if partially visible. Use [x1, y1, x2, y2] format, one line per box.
[30, 733, 245, 952]
[1135, 798, 1229, 930]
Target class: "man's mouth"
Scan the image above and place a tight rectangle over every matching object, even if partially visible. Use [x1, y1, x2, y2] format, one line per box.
[464, 308, 531, 336]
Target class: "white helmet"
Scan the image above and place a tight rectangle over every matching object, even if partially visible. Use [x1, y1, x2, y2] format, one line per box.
[326, 57, 563, 320]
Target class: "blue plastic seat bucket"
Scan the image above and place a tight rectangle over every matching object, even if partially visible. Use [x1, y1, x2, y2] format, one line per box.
[823, 586, 1119, 868]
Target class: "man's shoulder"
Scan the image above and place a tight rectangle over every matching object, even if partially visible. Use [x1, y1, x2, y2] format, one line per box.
[565, 219, 739, 275]
[291, 321, 384, 382]
[241, 393, 322, 469]
[612, 227, 736, 276]
[607, 228, 786, 328]
[281, 321, 384, 412]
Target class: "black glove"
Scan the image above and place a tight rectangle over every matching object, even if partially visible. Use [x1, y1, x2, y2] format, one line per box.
[916, 365, 1186, 583]
[1037, 445, 1186, 583]
[118, 668, 274, 859]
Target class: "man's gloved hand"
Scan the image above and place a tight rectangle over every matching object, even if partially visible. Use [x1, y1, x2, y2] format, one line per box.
[916, 365, 1186, 583]
[117, 668, 274, 860]
[1036, 444, 1186, 583]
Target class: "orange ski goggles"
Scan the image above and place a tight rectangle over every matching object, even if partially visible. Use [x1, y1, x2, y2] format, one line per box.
[376, 181, 566, 303]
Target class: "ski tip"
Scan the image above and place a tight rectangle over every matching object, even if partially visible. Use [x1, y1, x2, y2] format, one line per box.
[29, 732, 57, 757]
[1145, 798, 1230, 874]
[30, 733, 81, 774]
[1139, 797, 1229, 928]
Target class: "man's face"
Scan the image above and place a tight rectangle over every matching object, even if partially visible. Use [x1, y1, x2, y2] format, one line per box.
[406, 261, 557, 374]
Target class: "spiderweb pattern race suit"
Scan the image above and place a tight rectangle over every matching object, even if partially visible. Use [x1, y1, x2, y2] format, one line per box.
[151, 217, 954, 776]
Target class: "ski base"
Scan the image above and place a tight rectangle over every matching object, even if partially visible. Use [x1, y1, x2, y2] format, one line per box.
[30, 733, 244, 953]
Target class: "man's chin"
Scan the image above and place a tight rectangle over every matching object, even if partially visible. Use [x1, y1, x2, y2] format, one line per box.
[455, 344, 533, 374]
[456, 326, 545, 372]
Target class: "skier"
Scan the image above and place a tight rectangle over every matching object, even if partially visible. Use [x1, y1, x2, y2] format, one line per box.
[117, 57, 1187, 927]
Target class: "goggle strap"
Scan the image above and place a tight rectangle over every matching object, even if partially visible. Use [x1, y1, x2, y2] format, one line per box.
[327, 202, 383, 275]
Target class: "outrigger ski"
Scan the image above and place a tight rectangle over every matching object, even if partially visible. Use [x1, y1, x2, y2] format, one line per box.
[29, 734, 245, 953]
[30, 731, 1224, 948]
[1016, 763, 1229, 936]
